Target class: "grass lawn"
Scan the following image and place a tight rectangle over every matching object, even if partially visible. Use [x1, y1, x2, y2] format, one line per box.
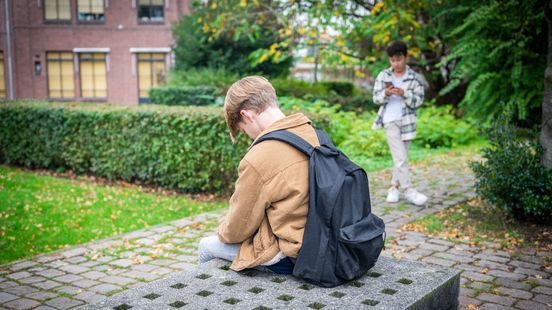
[0, 165, 226, 264]
[403, 197, 552, 256]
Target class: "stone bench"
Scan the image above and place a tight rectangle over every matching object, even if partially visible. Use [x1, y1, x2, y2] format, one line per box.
[79, 256, 460, 309]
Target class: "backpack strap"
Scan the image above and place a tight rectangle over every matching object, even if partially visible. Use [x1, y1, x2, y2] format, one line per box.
[315, 129, 336, 148]
[253, 130, 315, 157]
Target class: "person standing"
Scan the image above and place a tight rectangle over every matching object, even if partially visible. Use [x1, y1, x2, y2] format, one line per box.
[372, 41, 428, 206]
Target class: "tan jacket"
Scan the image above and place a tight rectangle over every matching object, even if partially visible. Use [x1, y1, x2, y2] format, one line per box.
[218, 113, 319, 271]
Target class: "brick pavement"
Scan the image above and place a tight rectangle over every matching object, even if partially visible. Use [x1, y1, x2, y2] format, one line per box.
[0, 152, 550, 309]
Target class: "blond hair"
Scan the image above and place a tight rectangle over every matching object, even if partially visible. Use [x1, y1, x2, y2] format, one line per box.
[223, 76, 277, 142]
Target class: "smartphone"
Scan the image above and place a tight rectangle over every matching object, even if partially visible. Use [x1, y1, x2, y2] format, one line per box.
[385, 82, 394, 88]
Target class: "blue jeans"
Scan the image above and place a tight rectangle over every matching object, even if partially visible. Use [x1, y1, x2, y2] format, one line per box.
[198, 236, 294, 274]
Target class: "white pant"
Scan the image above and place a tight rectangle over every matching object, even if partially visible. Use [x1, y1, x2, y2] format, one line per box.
[384, 121, 412, 189]
[198, 235, 240, 264]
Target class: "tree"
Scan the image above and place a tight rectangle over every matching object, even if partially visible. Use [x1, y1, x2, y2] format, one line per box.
[541, 0, 552, 169]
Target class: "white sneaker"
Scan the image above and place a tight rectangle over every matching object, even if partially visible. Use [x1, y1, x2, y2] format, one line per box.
[386, 187, 400, 203]
[405, 189, 428, 206]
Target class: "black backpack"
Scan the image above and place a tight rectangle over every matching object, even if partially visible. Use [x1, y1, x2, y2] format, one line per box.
[254, 128, 386, 288]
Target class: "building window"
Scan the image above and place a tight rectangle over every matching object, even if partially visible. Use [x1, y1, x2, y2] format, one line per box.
[80, 53, 107, 99]
[137, 53, 166, 102]
[138, 0, 164, 23]
[77, 0, 105, 22]
[0, 51, 5, 98]
[47, 52, 75, 99]
[44, 0, 71, 22]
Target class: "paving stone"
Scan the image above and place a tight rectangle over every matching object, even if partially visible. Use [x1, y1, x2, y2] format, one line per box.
[80, 271, 107, 280]
[3, 298, 41, 310]
[99, 275, 136, 286]
[533, 293, 552, 305]
[475, 260, 510, 271]
[496, 287, 533, 299]
[58, 264, 90, 274]
[78, 261, 101, 268]
[31, 280, 62, 290]
[468, 281, 492, 291]
[515, 267, 549, 278]
[35, 255, 62, 263]
[478, 303, 517, 310]
[427, 238, 455, 247]
[24, 291, 58, 301]
[122, 270, 160, 281]
[9, 261, 38, 272]
[151, 267, 172, 275]
[45, 297, 84, 309]
[460, 287, 478, 298]
[0, 292, 18, 303]
[170, 262, 196, 270]
[509, 260, 543, 270]
[44, 260, 68, 268]
[150, 225, 174, 233]
[60, 247, 88, 258]
[487, 270, 526, 281]
[18, 276, 47, 284]
[4, 285, 39, 296]
[7, 271, 32, 280]
[474, 254, 510, 264]
[72, 279, 100, 288]
[135, 238, 155, 246]
[434, 252, 473, 263]
[96, 256, 116, 263]
[129, 264, 158, 273]
[532, 286, 552, 295]
[515, 299, 552, 310]
[54, 285, 83, 296]
[495, 277, 531, 290]
[105, 269, 126, 276]
[418, 242, 451, 252]
[35, 269, 65, 278]
[422, 256, 457, 267]
[63, 256, 88, 264]
[89, 283, 122, 294]
[481, 249, 511, 258]
[477, 293, 516, 306]
[52, 274, 84, 283]
[123, 230, 155, 240]
[456, 264, 484, 273]
[149, 259, 178, 266]
[33, 306, 57, 310]
[459, 295, 482, 306]
[108, 259, 134, 268]
[73, 291, 106, 303]
[528, 277, 552, 288]
[461, 271, 495, 282]
[517, 254, 543, 265]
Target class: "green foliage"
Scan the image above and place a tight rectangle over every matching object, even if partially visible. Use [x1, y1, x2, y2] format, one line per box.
[318, 81, 355, 97]
[167, 68, 239, 95]
[470, 114, 552, 222]
[172, 1, 293, 77]
[416, 106, 479, 148]
[0, 101, 330, 194]
[437, 0, 546, 123]
[149, 85, 218, 106]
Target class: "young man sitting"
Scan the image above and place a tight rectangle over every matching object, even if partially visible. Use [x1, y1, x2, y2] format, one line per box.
[198, 76, 319, 274]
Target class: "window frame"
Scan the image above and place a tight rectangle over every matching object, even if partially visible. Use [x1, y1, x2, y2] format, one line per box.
[76, 0, 105, 24]
[0, 51, 5, 99]
[43, 0, 72, 24]
[46, 51, 75, 100]
[137, 0, 165, 24]
[79, 53, 108, 101]
[137, 52, 167, 103]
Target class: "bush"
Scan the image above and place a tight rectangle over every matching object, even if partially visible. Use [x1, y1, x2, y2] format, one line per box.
[0, 101, 330, 194]
[149, 86, 218, 106]
[470, 114, 552, 222]
[168, 68, 239, 95]
[318, 81, 355, 97]
[415, 106, 479, 148]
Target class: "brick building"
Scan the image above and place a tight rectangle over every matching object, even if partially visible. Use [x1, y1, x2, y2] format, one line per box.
[0, 0, 190, 104]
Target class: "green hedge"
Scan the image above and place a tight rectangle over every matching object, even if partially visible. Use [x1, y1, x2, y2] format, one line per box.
[0, 101, 330, 194]
[149, 85, 218, 106]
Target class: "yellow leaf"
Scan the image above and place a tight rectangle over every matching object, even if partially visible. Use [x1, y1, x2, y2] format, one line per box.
[239, 0, 247, 7]
[210, 2, 217, 9]
[370, 2, 384, 15]
[259, 53, 268, 63]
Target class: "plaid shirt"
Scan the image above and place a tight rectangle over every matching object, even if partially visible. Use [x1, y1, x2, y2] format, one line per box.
[372, 66, 425, 141]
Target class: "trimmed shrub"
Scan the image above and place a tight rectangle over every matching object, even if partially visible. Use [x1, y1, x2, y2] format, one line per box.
[415, 106, 479, 148]
[0, 101, 330, 194]
[149, 85, 218, 106]
[470, 115, 552, 222]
